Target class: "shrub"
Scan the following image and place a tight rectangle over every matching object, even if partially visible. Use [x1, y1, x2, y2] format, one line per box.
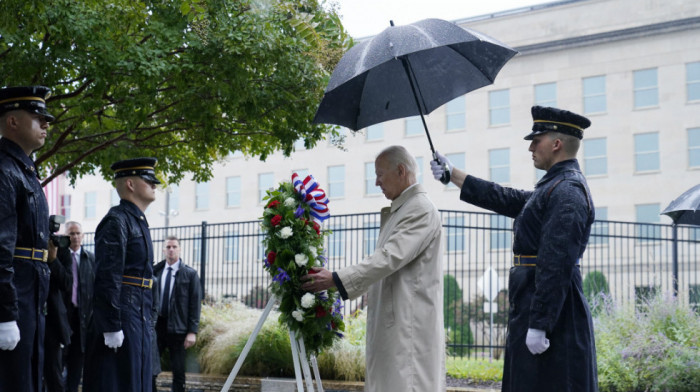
[583, 271, 610, 316]
[595, 292, 700, 392]
[197, 300, 366, 380]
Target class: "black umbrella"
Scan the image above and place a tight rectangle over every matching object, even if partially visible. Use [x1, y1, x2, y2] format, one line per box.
[313, 18, 518, 183]
[660, 183, 700, 296]
[661, 184, 700, 225]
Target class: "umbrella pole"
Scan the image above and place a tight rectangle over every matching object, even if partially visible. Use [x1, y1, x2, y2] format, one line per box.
[672, 223, 678, 297]
[400, 57, 451, 184]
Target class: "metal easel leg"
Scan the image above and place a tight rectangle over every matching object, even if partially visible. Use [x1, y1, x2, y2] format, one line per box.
[296, 336, 315, 391]
[288, 329, 305, 391]
[310, 355, 324, 392]
[220, 295, 278, 392]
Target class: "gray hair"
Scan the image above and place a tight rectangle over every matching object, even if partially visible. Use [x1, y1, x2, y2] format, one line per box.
[377, 145, 418, 177]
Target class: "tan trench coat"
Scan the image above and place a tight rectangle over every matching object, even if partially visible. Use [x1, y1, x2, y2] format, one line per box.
[336, 184, 445, 392]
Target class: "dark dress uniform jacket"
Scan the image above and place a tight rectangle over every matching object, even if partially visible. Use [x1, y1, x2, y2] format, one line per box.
[460, 159, 598, 392]
[83, 199, 154, 392]
[0, 138, 51, 392]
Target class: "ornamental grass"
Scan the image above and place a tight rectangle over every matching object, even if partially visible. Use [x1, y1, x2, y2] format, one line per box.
[196, 300, 367, 381]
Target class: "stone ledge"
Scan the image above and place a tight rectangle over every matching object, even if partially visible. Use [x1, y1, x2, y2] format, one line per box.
[155, 372, 494, 392]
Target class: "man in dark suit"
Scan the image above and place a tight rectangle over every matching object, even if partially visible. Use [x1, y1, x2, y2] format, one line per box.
[60, 221, 94, 392]
[153, 235, 201, 392]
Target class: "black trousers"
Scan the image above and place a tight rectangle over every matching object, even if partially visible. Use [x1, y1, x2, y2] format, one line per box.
[156, 318, 186, 392]
[43, 331, 65, 392]
[64, 310, 84, 392]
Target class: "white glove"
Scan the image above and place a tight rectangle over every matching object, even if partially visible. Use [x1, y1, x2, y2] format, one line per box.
[430, 151, 452, 181]
[0, 321, 20, 351]
[104, 330, 124, 349]
[525, 328, 550, 355]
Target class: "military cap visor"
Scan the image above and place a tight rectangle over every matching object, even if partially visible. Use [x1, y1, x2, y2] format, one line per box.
[524, 105, 591, 140]
[111, 157, 161, 184]
[0, 86, 55, 122]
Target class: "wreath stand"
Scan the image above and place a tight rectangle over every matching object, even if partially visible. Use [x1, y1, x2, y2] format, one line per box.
[220, 294, 325, 392]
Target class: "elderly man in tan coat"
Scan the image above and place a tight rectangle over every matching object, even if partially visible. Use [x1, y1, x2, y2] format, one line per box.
[302, 145, 445, 392]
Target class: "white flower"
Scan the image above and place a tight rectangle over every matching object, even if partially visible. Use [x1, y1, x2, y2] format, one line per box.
[292, 309, 304, 322]
[309, 247, 318, 258]
[294, 253, 309, 267]
[284, 197, 296, 207]
[278, 227, 293, 239]
[301, 293, 315, 308]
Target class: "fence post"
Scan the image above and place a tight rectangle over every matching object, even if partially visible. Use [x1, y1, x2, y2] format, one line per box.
[672, 223, 678, 297]
[200, 221, 208, 296]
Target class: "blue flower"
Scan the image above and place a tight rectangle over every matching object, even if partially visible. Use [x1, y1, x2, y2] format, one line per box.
[318, 254, 328, 267]
[273, 268, 290, 285]
[294, 205, 305, 218]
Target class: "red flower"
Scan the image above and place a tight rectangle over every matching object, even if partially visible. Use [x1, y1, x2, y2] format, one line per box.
[270, 215, 282, 226]
[308, 268, 320, 275]
[266, 251, 276, 265]
[315, 306, 328, 318]
[267, 200, 281, 208]
[312, 221, 321, 235]
[331, 321, 336, 330]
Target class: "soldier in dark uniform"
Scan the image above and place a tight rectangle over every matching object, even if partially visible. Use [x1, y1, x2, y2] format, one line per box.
[431, 106, 598, 392]
[0, 86, 56, 392]
[83, 158, 160, 392]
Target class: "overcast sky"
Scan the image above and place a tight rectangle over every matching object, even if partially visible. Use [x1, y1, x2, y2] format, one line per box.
[334, 0, 554, 38]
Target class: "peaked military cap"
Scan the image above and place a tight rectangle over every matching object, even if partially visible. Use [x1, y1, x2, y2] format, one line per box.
[524, 106, 591, 140]
[111, 157, 161, 184]
[0, 86, 55, 122]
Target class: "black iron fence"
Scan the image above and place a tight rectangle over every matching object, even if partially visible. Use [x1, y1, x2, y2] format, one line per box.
[83, 210, 700, 358]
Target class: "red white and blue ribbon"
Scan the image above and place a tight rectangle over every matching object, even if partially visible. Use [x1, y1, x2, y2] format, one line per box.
[292, 173, 330, 223]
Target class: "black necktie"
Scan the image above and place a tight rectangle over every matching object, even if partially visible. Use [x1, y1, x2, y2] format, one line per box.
[162, 267, 172, 319]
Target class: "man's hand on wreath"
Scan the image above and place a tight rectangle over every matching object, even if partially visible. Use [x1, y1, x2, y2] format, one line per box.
[300, 267, 335, 292]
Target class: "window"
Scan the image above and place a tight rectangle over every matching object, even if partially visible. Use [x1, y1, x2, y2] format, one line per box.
[634, 132, 660, 172]
[490, 214, 512, 250]
[534, 82, 557, 107]
[84, 192, 96, 219]
[405, 116, 423, 136]
[584, 138, 607, 176]
[258, 173, 274, 203]
[294, 138, 306, 151]
[110, 189, 119, 206]
[293, 169, 310, 180]
[60, 194, 71, 219]
[328, 165, 345, 198]
[445, 153, 465, 189]
[224, 231, 239, 263]
[363, 220, 379, 257]
[636, 203, 661, 242]
[688, 62, 700, 102]
[169, 184, 180, 212]
[446, 96, 466, 131]
[590, 207, 609, 246]
[446, 216, 465, 252]
[195, 182, 210, 210]
[226, 177, 241, 208]
[365, 162, 381, 195]
[583, 75, 606, 114]
[689, 128, 700, 168]
[489, 89, 510, 125]
[327, 224, 345, 257]
[633, 68, 658, 108]
[489, 148, 510, 184]
[366, 124, 383, 141]
[415, 157, 424, 185]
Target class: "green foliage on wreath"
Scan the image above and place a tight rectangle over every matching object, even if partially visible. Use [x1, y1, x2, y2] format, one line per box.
[260, 178, 345, 354]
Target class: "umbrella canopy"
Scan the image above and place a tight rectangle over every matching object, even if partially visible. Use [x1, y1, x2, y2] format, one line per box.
[661, 184, 700, 225]
[313, 18, 518, 131]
